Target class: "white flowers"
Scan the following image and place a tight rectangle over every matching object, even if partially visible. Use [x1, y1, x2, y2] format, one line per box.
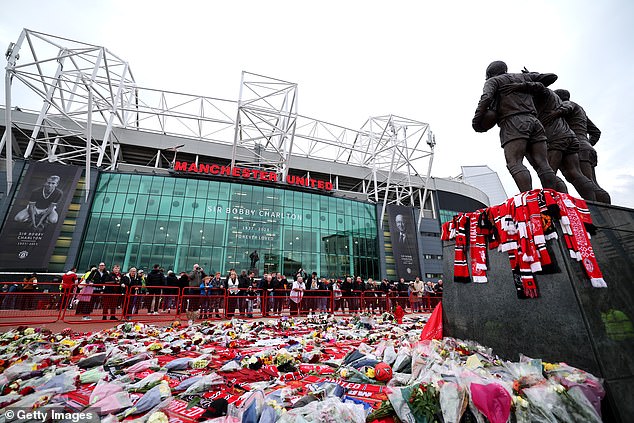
[512, 395, 529, 408]
[147, 411, 169, 423]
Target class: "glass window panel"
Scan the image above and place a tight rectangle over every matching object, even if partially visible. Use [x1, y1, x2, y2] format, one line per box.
[134, 194, 149, 214]
[117, 174, 131, 194]
[91, 192, 106, 213]
[96, 173, 111, 192]
[146, 196, 160, 215]
[128, 175, 141, 194]
[79, 173, 380, 279]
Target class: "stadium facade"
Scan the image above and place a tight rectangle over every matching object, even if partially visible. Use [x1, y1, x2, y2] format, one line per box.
[0, 29, 489, 281]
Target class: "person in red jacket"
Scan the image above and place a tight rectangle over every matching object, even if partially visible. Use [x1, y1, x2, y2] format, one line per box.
[61, 267, 78, 309]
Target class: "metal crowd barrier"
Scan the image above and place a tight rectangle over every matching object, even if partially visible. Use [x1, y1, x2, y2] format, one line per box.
[0, 282, 64, 326]
[0, 283, 442, 325]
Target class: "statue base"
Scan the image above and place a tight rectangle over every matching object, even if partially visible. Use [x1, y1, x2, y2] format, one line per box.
[442, 202, 634, 423]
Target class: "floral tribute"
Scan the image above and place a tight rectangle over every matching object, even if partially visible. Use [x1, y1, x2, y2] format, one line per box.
[0, 315, 604, 422]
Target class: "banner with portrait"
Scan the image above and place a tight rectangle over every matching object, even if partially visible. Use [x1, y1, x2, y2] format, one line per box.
[0, 162, 82, 271]
[387, 204, 421, 280]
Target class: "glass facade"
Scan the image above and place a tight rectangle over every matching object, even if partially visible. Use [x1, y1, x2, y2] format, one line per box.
[78, 172, 380, 278]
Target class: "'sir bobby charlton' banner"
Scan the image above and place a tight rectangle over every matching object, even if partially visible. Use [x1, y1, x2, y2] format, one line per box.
[0, 162, 82, 271]
[387, 204, 421, 280]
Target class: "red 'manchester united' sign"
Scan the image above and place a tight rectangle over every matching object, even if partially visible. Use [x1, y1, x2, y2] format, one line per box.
[173, 161, 333, 192]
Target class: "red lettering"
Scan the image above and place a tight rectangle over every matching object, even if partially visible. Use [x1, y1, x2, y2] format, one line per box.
[179, 160, 330, 192]
[174, 161, 188, 171]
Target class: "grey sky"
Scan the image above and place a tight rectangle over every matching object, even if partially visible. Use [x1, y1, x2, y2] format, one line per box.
[1, 0, 633, 207]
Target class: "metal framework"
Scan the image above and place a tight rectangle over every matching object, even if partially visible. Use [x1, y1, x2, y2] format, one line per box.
[2, 29, 436, 225]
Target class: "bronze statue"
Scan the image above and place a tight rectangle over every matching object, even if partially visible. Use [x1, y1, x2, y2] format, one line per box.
[529, 85, 598, 201]
[472, 61, 559, 193]
[554, 89, 611, 203]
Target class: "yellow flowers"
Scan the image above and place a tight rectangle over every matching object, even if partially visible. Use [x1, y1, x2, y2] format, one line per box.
[60, 339, 76, 347]
[191, 359, 209, 369]
[365, 368, 376, 378]
[148, 343, 163, 351]
[543, 362, 559, 371]
[339, 368, 349, 378]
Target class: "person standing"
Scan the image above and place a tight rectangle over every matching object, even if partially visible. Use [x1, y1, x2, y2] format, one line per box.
[271, 273, 284, 315]
[177, 271, 190, 313]
[145, 264, 164, 314]
[396, 278, 409, 309]
[365, 278, 379, 313]
[188, 264, 206, 312]
[433, 279, 444, 295]
[411, 277, 424, 312]
[333, 279, 343, 312]
[238, 270, 250, 315]
[290, 276, 305, 316]
[246, 279, 258, 318]
[86, 262, 111, 315]
[225, 270, 240, 317]
[379, 278, 390, 311]
[209, 271, 224, 318]
[306, 272, 320, 312]
[341, 276, 353, 312]
[351, 276, 365, 312]
[259, 273, 273, 316]
[76, 266, 97, 319]
[21, 272, 38, 310]
[317, 277, 329, 312]
[61, 267, 78, 310]
[102, 264, 123, 320]
[122, 267, 143, 316]
[164, 270, 179, 312]
[199, 275, 212, 319]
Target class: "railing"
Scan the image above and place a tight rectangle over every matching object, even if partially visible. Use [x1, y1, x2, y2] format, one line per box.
[0, 283, 441, 325]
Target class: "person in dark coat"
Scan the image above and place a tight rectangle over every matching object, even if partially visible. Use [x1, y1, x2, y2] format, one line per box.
[122, 267, 143, 316]
[163, 270, 179, 312]
[145, 264, 165, 314]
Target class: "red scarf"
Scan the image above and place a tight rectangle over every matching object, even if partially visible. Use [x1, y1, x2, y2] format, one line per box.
[469, 210, 488, 283]
[556, 193, 606, 287]
[453, 214, 471, 283]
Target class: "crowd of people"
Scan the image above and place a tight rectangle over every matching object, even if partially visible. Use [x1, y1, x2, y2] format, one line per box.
[2, 262, 443, 320]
